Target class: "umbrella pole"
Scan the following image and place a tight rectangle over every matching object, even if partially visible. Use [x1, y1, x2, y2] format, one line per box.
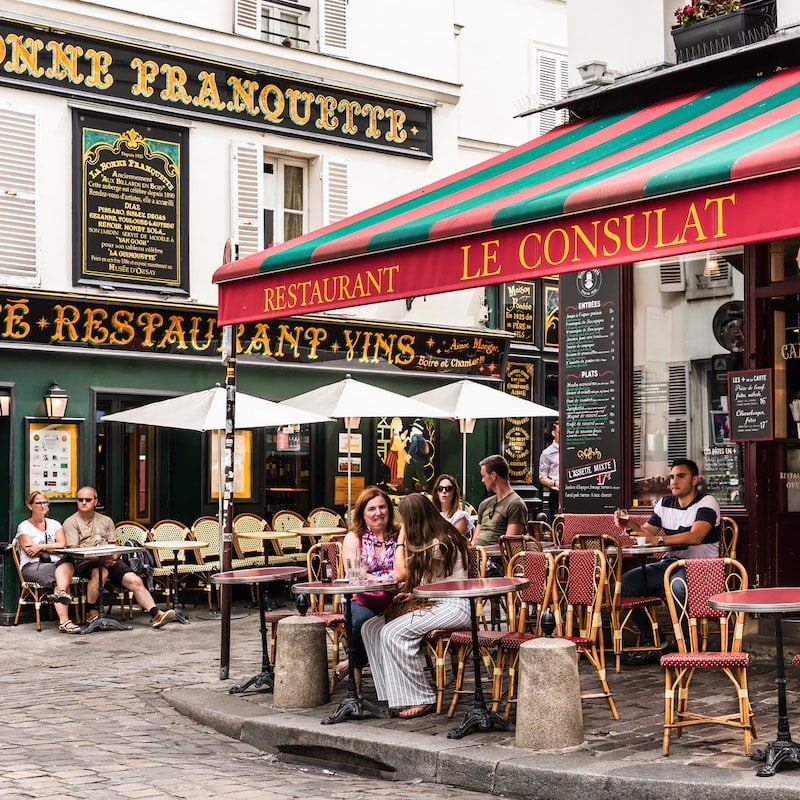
[220, 330, 237, 680]
[347, 423, 352, 523]
[462, 428, 468, 498]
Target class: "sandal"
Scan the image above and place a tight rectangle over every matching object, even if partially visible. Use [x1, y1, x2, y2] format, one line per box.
[398, 703, 434, 719]
[58, 620, 82, 635]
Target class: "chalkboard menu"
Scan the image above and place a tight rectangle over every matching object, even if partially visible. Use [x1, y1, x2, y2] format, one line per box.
[504, 361, 535, 483]
[729, 369, 773, 441]
[561, 267, 622, 512]
[502, 281, 535, 343]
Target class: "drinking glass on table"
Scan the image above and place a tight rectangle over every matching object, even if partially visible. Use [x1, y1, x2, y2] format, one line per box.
[614, 509, 629, 528]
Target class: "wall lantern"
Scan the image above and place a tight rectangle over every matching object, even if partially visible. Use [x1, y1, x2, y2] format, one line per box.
[0, 389, 9, 417]
[44, 381, 69, 419]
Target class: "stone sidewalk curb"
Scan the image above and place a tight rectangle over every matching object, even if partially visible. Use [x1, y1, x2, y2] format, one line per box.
[164, 687, 800, 800]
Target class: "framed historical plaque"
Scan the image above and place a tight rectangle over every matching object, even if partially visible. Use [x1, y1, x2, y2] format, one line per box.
[72, 111, 189, 293]
[501, 281, 535, 344]
[25, 418, 84, 501]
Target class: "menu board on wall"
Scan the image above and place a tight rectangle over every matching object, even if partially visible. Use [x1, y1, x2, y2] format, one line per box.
[502, 281, 535, 343]
[561, 268, 622, 512]
[504, 361, 535, 483]
[728, 368, 774, 441]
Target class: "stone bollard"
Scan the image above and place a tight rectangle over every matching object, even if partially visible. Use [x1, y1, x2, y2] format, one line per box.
[272, 615, 330, 709]
[515, 637, 583, 750]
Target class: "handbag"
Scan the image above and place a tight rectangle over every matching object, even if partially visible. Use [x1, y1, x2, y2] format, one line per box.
[383, 595, 435, 622]
[354, 590, 394, 612]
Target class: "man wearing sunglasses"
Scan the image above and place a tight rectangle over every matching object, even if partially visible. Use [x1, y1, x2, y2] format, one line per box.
[62, 487, 176, 629]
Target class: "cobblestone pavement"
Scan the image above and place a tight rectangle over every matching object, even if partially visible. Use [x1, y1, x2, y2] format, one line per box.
[0, 605, 492, 800]
[4, 599, 800, 799]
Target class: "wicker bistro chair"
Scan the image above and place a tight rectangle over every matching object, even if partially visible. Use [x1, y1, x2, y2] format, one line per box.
[11, 539, 87, 630]
[110, 520, 150, 618]
[448, 549, 555, 719]
[660, 558, 756, 756]
[603, 534, 664, 671]
[306, 507, 347, 539]
[232, 513, 271, 568]
[189, 516, 222, 610]
[550, 548, 619, 720]
[422, 544, 487, 714]
[303, 541, 346, 690]
[146, 519, 199, 606]
[498, 534, 541, 573]
[719, 517, 739, 560]
[271, 509, 306, 553]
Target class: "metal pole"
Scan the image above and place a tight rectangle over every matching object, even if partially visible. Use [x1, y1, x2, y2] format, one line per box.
[220, 325, 236, 680]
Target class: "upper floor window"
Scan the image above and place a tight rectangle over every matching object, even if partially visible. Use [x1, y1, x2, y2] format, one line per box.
[263, 158, 307, 247]
[534, 48, 569, 136]
[262, 1, 310, 50]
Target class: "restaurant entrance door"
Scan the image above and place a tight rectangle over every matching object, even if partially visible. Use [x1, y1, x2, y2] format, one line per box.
[751, 238, 800, 586]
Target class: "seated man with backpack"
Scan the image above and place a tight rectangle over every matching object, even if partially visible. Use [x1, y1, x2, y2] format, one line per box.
[61, 487, 176, 629]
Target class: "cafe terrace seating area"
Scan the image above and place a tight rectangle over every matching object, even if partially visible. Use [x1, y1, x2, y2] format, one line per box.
[11, 507, 762, 760]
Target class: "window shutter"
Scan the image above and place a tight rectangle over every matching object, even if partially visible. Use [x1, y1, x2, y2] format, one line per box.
[667, 362, 689, 463]
[321, 157, 349, 225]
[231, 142, 263, 259]
[659, 260, 685, 292]
[0, 107, 37, 283]
[234, 0, 261, 38]
[632, 368, 643, 474]
[536, 50, 569, 135]
[319, 0, 347, 54]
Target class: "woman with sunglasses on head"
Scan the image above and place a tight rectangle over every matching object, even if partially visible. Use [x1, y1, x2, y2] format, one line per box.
[336, 485, 400, 692]
[15, 491, 80, 633]
[431, 474, 474, 539]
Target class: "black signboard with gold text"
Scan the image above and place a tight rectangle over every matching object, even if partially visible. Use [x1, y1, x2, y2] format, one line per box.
[72, 111, 189, 293]
[561, 267, 622, 512]
[504, 361, 535, 483]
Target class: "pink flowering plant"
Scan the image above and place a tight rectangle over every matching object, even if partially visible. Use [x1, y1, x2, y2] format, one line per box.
[674, 1, 742, 26]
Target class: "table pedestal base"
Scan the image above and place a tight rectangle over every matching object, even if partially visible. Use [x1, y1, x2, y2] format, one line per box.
[83, 615, 133, 633]
[321, 695, 382, 725]
[174, 609, 190, 624]
[752, 740, 800, 777]
[229, 670, 274, 694]
[448, 706, 514, 740]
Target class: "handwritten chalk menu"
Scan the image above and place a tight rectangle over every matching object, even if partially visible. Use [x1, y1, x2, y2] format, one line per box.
[561, 267, 622, 513]
[729, 369, 773, 441]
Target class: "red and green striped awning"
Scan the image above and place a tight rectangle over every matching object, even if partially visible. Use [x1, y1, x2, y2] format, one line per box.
[215, 65, 800, 325]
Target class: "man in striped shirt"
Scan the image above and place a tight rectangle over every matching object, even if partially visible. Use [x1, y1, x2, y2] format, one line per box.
[616, 459, 720, 664]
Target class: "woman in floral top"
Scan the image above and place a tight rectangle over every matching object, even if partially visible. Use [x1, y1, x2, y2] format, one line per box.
[338, 486, 399, 694]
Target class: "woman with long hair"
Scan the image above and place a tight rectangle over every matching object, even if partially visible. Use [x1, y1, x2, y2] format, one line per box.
[15, 491, 79, 633]
[430, 473, 473, 538]
[337, 486, 400, 691]
[361, 492, 470, 718]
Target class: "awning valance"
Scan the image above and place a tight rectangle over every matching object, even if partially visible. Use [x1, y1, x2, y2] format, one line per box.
[215, 66, 800, 325]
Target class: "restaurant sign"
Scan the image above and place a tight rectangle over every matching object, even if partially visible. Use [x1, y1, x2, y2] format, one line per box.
[0, 18, 432, 158]
[0, 289, 508, 376]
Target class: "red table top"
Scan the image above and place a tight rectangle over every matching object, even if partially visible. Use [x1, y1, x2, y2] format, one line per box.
[211, 566, 306, 584]
[414, 576, 528, 599]
[708, 587, 800, 613]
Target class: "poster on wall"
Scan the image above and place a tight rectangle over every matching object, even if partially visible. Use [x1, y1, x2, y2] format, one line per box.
[72, 111, 189, 293]
[375, 416, 437, 493]
[561, 267, 622, 513]
[25, 419, 83, 500]
[209, 430, 252, 500]
[728, 368, 774, 441]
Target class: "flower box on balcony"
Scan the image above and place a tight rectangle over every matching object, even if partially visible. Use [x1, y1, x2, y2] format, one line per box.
[671, 3, 774, 62]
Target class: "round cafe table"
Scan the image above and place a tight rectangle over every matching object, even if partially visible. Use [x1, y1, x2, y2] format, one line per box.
[616, 542, 683, 595]
[292, 576, 398, 725]
[414, 576, 528, 739]
[212, 566, 306, 694]
[709, 587, 800, 777]
[294, 526, 347, 546]
[144, 540, 207, 624]
[55, 544, 145, 633]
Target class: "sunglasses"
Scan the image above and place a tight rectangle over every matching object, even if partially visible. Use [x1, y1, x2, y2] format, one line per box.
[32, 501, 49, 506]
[77, 497, 96, 503]
[436, 486, 454, 493]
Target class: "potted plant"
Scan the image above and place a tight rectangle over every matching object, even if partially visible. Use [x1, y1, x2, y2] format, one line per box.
[671, 1, 775, 60]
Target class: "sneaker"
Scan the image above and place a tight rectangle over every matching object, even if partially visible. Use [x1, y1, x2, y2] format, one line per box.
[151, 608, 177, 628]
[47, 590, 72, 605]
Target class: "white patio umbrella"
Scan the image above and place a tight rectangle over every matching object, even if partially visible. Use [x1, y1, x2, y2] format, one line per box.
[281, 374, 445, 513]
[411, 379, 557, 492]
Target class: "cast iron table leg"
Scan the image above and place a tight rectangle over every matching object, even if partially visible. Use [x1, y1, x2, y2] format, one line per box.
[751, 614, 800, 776]
[170, 549, 190, 624]
[230, 583, 274, 693]
[322, 593, 383, 724]
[260, 543, 280, 610]
[447, 597, 513, 739]
[83, 562, 132, 633]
